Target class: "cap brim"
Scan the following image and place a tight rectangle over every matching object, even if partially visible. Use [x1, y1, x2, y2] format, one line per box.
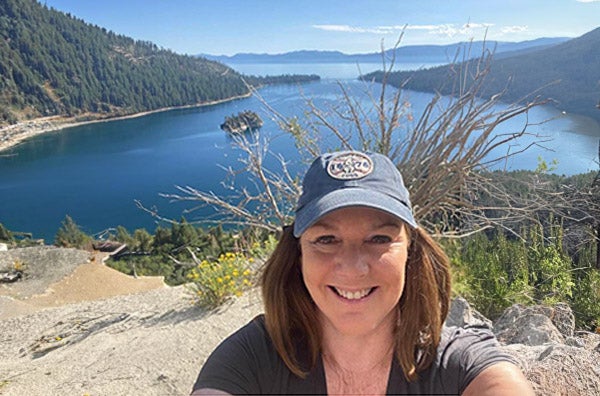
[293, 188, 417, 237]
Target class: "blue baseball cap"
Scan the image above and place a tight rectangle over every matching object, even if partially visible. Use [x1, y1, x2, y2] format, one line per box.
[293, 151, 417, 237]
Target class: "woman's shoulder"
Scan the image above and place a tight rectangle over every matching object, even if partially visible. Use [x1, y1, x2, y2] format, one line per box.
[438, 324, 515, 365]
[193, 314, 324, 394]
[211, 314, 274, 359]
[440, 324, 499, 347]
[192, 314, 277, 394]
[434, 325, 517, 392]
[229, 314, 268, 339]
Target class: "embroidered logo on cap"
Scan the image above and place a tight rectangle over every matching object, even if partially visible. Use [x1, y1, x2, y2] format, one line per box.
[327, 152, 374, 180]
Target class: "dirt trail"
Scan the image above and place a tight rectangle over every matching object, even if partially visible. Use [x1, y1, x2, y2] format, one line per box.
[0, 247, 166, 320]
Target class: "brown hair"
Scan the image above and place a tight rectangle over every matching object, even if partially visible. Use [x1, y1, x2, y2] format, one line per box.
[260, 223, 451, 381]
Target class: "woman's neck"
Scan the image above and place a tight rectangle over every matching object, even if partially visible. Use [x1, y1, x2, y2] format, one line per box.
[321, 321, 395, 396]
[320, 313, 396, 373]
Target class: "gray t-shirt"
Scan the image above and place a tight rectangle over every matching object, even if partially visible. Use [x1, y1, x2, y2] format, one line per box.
[193, 315, 515, 395]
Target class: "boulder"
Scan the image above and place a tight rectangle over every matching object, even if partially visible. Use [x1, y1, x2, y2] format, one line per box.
[493, 304, 568, 345]
[551, 302, 576, 338]
[446, 297, 493, 328]
[502, 343, 600, 396]
[450, 298, 600, 394]
[488, 301, 600, 395]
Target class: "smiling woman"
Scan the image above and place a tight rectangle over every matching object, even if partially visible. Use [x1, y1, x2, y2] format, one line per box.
[190, 150, 535, 395]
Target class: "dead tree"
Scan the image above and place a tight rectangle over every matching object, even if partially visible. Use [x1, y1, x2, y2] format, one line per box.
[141, 36, 597, 246]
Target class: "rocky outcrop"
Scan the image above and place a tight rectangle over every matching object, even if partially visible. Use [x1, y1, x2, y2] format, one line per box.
[0, 246, 92, 299]
[447, 298, 600, 396]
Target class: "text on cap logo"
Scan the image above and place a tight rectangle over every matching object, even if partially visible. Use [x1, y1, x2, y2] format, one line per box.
[327, 152, 374, 180]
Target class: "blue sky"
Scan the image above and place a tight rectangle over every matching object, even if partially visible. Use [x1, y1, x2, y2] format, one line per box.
[42, 0, 600, 55]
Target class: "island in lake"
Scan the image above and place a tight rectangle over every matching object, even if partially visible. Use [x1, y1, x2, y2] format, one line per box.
[220, 111, 264, 133]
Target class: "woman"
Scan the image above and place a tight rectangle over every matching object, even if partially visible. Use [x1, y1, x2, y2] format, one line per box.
[191, 150, 534, 395]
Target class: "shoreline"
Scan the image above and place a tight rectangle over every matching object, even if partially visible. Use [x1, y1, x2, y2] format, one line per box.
[0, 92, 251, 153]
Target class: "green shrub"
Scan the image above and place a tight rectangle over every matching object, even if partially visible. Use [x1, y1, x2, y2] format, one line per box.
[186, 252, 254, 309]
[248, 233, 278, 260]
[448, 221, 578, 320]
[185, 234, 277, 309]
[525, 224, 574, 305]
[54, 215, 92, 249]
[447, 232, 534, 319]
[571, 269, 600, 331]
[0, 223, 14, 242]
[571, 241, 600, 330]
[107, 222, 244, 286]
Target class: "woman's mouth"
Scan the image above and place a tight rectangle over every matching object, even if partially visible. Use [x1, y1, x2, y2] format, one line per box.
[330, 286, 376, 300]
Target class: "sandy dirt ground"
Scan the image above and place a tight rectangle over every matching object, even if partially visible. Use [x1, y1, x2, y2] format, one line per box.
[0, 248, 165, 320]
[0, 247, 263, 395]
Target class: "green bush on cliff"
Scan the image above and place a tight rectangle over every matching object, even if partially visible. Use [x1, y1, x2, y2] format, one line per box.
[448, 221, 599, 329]
[186, 251, 255, 308]
[570, 242, 600, 330]
[54, 215, 92, 249]
[0, 223, 15, 243]
[185, 235, 277, 309]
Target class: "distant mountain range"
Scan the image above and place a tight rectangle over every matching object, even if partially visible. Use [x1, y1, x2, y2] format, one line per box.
[200, 37, 569, 64]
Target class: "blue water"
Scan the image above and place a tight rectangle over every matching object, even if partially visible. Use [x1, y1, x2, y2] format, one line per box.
[1, 65, 599, 242]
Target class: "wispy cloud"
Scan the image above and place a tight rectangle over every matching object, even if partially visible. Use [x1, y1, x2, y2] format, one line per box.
[312, 22, 504, 39]
[311, 24, 396, 34]
[500, 25, 528, 34]
[426, 23, 495, 38]
[575, 0, 600, 3]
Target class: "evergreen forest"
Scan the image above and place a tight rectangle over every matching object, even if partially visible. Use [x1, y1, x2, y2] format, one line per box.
[0, 0, 317, 126]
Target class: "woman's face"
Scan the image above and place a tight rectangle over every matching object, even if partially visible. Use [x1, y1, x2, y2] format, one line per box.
[299, 206, 409, 337]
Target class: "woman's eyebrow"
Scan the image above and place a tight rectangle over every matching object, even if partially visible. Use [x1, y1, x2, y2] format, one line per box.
[309, 220, 336, 230]
[310, 221, 403, 231]
[374, 222, 403, 230]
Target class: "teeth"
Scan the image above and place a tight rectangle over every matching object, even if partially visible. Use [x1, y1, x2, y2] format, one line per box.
[334, 287, 372, 300]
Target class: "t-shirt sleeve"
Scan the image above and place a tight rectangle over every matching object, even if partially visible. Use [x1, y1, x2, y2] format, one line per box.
[439, 325, 518, 394]
[192, 316, 268, 395]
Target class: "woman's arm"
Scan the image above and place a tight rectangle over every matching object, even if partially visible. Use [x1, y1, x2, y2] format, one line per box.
[462, 362, 534, 396]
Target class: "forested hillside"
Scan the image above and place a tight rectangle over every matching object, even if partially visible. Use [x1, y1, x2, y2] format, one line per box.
[0, 0, 249, 125]
[362, 27, 600, 121]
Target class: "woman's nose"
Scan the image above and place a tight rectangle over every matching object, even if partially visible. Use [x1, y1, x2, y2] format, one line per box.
[335, 244, 369, 276]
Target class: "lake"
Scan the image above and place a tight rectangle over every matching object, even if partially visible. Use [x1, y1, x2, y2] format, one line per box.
[1, 62, 599, 241]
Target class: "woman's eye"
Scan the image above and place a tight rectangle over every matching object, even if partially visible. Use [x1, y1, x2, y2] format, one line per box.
[370, 235, 392, 244]
[314, 235, 337, 245]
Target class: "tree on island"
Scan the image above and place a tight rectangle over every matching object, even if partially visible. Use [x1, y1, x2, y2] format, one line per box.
[220, 111, 263, 134]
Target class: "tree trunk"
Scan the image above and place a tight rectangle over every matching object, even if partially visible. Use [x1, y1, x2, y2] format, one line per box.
[596, 222, 600, 270]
